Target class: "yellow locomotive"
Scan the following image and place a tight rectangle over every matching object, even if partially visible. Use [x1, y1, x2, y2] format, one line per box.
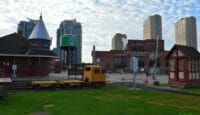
[83, 65, 106, 85]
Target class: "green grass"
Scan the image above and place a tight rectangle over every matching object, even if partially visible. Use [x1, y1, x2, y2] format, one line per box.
[0, 87, 200, 115]
[182, 87, 200, 94]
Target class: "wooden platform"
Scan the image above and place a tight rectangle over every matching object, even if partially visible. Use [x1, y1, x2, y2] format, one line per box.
[32, 80, 58, 88]
[58, 80, 84, 87]
[31, 79, 84, 88]
[0, 78, 12, 83]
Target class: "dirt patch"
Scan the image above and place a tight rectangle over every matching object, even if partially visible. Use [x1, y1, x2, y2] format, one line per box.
[95, 95, 141, 101]
[44, 104, 55, 108]
[95, 96, 103, 100]
[148, 101, 164, 106]
[31, 112, 48, 115]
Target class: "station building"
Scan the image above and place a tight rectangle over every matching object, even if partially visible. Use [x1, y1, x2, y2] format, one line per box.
[0, 15, 58, 77]
[166, 45, 200, 87]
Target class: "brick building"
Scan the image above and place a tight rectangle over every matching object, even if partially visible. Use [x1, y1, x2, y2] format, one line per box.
[0, 15, 58, 77]
[93, 39, 168, 73]
[166, 45, 200, 87]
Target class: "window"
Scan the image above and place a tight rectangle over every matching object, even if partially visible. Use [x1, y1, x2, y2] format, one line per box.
[169, 59, 175, 71]
[113, 56, 126, 67]
[197, 73, 200, 79]
[178, 59, 184, 71]
[189, 73, 192, 80]
[148, 45, 156, 52]
[132, 45, 144, 52]
[95, 69, 100, 74]
[196, 60, 199, 71]
[192, 60, 196, 72]
[189, 60, 191, 71]
[85, 67, 91, 71]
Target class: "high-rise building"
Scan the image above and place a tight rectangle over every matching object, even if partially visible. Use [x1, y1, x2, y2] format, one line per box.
[175, 16, 197, 49]
[143, 14, 162, 40]
[56, 19, 82, 64]
[112, 33, 127, 50]
[17, 18, 38, 39]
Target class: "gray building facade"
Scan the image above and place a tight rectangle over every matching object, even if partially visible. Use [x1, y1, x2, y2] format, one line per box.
[143, 14, 162, 40]
[17, 18, 38, 39]
[175, 16, 197, 49]
[112, 33, 127, 50]
[56, 19, 82, 64]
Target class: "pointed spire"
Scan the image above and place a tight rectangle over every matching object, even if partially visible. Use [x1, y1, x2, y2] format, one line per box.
[28, 14, 50, 40]
[40, 12, 42, 19]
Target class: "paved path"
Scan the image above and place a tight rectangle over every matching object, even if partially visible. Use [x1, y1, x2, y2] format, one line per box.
[106, 73, 168, 85]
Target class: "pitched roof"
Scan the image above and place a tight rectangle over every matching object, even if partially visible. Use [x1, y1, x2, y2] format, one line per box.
[0, 33, 57, 58]
[166, 44, 200, 59]
[0, 33, 28, 54]
[27, 49, 57, 56]
[28, 15, 50, 40]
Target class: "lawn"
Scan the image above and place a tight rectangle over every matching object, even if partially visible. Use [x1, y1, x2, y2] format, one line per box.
[182, 87, 200, 94]
[0, 87, 200, 115]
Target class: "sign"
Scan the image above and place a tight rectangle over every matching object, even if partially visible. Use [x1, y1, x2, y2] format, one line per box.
[96, 58, 101, 63]
[12, 64, 17, 78]
[131, 57, 138, 73]
[12, 64, 17, 70]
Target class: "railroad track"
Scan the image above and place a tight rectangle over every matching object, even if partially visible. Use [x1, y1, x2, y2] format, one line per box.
[8, 81, 200, 96]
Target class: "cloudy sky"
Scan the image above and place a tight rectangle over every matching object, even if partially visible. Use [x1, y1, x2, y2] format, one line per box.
[0, 0, 200, 62]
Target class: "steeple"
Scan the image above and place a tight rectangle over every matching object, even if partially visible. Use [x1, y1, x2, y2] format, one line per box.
[28, 14, 50, 40]
[40, 12, 42, 19]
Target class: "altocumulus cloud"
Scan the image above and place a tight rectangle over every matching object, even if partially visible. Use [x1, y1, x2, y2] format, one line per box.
[0, 0, 200, 62]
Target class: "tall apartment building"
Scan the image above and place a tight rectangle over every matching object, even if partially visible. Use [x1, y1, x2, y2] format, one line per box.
[143, 14, 162, 40]
[112, 33, 127, 50]
[175, 16, 197, 49]
[17, 18, 38, 39]
[57, 19, 82, 64]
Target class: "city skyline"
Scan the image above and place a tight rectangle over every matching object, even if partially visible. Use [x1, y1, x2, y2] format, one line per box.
[0, 0, 200, 62]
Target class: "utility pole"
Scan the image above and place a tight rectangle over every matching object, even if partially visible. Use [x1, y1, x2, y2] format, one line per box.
[152, 35, 160, 85]
[153, 35, 159, 80]
[92, 45, 96, 65]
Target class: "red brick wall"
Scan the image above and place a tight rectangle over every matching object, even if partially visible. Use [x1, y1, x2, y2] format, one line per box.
[94, 39, 168, 73]
[0, 56, 50, 77]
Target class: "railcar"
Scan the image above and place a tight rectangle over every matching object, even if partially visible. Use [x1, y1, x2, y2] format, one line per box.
[31, 65, 106, 88]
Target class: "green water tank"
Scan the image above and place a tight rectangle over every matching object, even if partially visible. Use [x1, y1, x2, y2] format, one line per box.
[60, 34, 77, 47]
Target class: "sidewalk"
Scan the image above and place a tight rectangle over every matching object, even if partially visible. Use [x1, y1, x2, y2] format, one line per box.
[106, 73, 168, 85]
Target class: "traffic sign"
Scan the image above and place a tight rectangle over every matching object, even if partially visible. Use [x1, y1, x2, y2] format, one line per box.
[131, 57, 138, 73]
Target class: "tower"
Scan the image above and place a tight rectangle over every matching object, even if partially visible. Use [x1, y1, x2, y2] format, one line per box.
[112, 33, 127, 50]
[143, 14, 162, 40]
[57, 19, 82, 64]
[175, 16, 197, 49]
[28, 15, 51, 50]
[17, 18, 38, 39]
